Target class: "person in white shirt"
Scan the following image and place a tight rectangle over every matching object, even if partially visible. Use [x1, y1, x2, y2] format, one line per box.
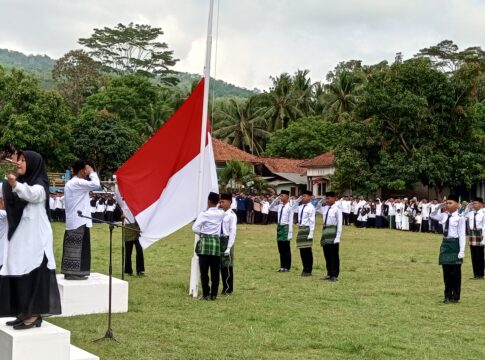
[340, 196, 351, 226]
[386, 198, 396, 229]
[375, 198, 385, 228]
[0, 151, 61, 328]
[260, 197, 270, 225]
[192, 192, 225, 300]
[269, 190, 299, 272]
[0, 182, 6, 271]
[430, 194, 466, 303]
[294, 190, 316, 276]
[105, 194, 116, 222]
[61, 160, 100, 280]
[419, 199, 431, 233]
[49, 193, 56, 221]
[318, 191, 343, 282]
[465, 197, 485, 279]
[219, 193, 237, 295]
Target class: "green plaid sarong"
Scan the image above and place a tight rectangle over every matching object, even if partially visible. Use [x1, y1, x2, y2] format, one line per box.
[220, 235, 234, 268]
[277, 224, 289, 242]
[296, 226, 312, 248]
[439, 237, 463, 265]
[467, 229, 482, 247]
[123, 223, 140, 242]
[321, 225, 337, 246]
[196, 234, 221, 256]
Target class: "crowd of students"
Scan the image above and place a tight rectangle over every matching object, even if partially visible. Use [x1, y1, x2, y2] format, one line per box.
[231, 193, 472, 235]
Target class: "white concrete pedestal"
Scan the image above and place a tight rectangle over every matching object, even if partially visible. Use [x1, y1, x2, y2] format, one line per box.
[0, 318, 98, 360]
[56, 273, 128, 317]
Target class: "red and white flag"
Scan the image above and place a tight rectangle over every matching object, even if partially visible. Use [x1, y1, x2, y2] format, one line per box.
[115, 79, 218, 248]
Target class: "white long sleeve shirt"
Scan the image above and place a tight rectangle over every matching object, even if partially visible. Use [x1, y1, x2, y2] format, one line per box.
[64, 172, 101, 230]
[0, 182, 56, 276]
[0, 209, 6, 268]
[270, 199, 298, 240]
[221, 209, 237, 250]
[192, 207, 225, 236]
[318, 204, 343, 243]
[466, 209, 485, 232]
[430, 208, 466, 252]
[296, 202, 316, 239]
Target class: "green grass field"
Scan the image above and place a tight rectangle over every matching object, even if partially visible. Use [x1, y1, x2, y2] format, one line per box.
[47, 221, 485, 360]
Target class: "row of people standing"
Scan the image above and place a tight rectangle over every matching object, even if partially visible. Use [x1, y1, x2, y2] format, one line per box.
[270, 190, 343, 281]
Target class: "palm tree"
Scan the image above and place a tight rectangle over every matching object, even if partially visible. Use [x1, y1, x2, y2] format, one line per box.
[219, 160, 253, 191]
[212, 97, 270, 155]
[263, 73, 302, 131]
[324, 70, 363, 121]
[292, 69, 314, 115]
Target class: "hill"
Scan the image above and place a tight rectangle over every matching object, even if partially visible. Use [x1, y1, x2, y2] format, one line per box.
[0, 48, 257, 98]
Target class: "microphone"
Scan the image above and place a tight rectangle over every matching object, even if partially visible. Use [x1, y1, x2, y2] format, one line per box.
[77, 210, 82, 217]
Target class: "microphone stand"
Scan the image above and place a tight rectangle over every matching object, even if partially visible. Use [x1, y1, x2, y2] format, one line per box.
[77, 211, 139, 343]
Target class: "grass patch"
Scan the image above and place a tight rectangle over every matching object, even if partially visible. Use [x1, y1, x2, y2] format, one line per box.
[47, 221, 485, 359]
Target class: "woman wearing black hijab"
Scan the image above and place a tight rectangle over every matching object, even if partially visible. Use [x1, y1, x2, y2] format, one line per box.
[0, 151, 61, 329]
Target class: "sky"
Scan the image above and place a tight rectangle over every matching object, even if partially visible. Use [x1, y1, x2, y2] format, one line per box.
[1, 0, 485, 90]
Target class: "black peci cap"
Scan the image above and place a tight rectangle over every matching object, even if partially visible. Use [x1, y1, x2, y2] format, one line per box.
[208, 192, 220, 203]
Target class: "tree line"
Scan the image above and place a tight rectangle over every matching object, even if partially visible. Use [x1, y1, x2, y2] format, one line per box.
[0, 23, 484, 196]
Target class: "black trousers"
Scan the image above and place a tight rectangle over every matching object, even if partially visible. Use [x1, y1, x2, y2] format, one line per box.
[277, 241, 291, 270]
[470, 245, 485, 278]
[421, 220, 429, 233]
[343, 213, 350, 225]
[299, 247, 313, 273]
[199, 255, 220, 297]
[323, 243, 340, 278]
[442, 264, 461, 301]
[125, 240, 145, 274]
[261, 213, 268, 225]
[220, 266, 234, 294]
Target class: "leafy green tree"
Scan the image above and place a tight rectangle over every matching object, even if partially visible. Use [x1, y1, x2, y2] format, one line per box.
[265, 116, 338, 159]
[79, 22, 178, 84]
[52, 49, 102, 115]
[334, 57, 485, 197]
[213, 97, 270, 155]
[80, 75, 168, 137]
[0, 67, 74, 170]
[72, 109, 141, 176]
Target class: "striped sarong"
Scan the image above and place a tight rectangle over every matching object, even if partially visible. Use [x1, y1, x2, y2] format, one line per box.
[439, 237, 462, 265]
[123, 223, 140, 242]
[220, 235, 234, 268]
[320, 225, 337, 246]
[296, 226, 312, 248]
[468, 229, 482, 247]
[196, 234, 220, 256]
[277, 224, 289, 242]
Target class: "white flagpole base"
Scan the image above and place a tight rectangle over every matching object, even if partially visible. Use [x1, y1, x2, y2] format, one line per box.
[189, 254, 200, 298]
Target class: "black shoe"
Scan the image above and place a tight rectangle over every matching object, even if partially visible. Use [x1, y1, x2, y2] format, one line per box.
[277, 268, 284, 272]
[210, 295, 217, 301]
[280, 268, 289, 273]
[301, 272, 312, 277]
[13, 316, 42, 330]
[443, 298, 452, 304]
[137, 272, 145, 276]
[328, 277, 339, 282]
[320, 275, 331, 280]
[470, 276, 484, 280]
[6, 317, 24, 326]
[197, 295, 210, 301]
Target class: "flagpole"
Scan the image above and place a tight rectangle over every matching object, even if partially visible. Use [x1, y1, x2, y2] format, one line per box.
[189, 0, 215, 298]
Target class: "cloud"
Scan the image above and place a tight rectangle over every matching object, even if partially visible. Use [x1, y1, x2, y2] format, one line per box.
[0, 0, 484, 90]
